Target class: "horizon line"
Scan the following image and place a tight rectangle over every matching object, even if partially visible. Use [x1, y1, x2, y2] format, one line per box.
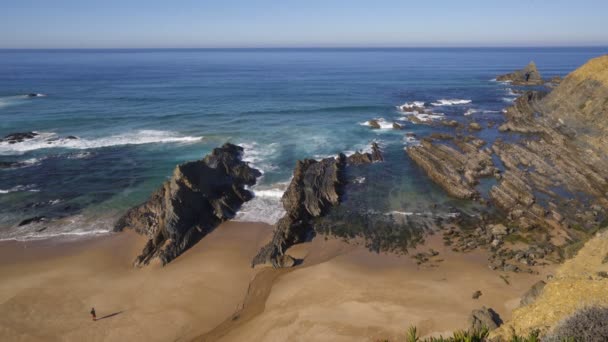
[1, 45, 608, 51]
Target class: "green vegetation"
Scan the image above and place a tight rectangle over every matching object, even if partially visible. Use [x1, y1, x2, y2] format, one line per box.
[377, 326, 544, 342]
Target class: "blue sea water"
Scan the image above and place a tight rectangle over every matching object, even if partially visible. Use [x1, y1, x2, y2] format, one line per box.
[0, 47, 606, 240]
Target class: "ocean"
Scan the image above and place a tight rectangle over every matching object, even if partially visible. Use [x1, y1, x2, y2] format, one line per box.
[1, 47, 606, 241]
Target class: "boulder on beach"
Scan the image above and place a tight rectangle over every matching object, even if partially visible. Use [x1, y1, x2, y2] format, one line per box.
[114, 143, 261, 266]
[469, 306, 502, 331]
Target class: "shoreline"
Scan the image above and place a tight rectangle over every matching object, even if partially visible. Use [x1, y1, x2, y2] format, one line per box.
[0, 220, 553, 341]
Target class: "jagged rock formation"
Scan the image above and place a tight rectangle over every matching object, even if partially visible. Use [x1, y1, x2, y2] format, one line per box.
[252, 155, 347, 268]
[115, 143, 261, 266]
[497, 61, 543, 85]
[406, 136, 498, 199]
[252, 143, 384, 268]
[346, 142, 383, 164]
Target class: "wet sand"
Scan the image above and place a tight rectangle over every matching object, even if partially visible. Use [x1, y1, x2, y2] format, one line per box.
[0, 223, 552, 341]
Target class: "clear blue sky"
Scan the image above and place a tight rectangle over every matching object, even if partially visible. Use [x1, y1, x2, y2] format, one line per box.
[1, 0, 607, 48]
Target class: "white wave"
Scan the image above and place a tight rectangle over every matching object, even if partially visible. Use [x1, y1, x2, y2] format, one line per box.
[353, 176, 366, 184]
[0, 130, 202, 156]
[502, 97, 516, 103]
[360, 118, 395, 130]
[0, 184, 39, 194]
[0, 94, 46, 109]
[431, 99, 472, 106]
[66, 151, 94, 160]
[396, 101, 426, 112]
[399, 112, 445, 123]
[403, 135, 420, 146]
[505, 88, 517, 96]
[239, 142, 279, 174]
[386, 211, 460, 219]
[253, 188, 285, 199]
[483, 110, 501, 114]
[235, 182, 289, 224]
[464, 108, 478, 116]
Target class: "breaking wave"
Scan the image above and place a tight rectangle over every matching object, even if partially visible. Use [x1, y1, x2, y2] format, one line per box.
[431, 99, 472, 106]
[0, 130, 202, 155]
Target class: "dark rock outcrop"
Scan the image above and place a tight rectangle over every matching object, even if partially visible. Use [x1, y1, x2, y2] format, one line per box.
[367, 119, 381, 129]
[252, 155, 346, 268]
[18, 216, 47, 226]
[469, 306, 503, 331]
[1, 132, 39, 144]
[497, 62, 543, 85]
[115, 143, 261, 266]
[346, 142, 383, 165]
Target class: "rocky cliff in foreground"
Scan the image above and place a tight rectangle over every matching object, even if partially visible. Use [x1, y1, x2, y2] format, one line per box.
[115, 143, 261, 266]
[491, 230, 608, 340]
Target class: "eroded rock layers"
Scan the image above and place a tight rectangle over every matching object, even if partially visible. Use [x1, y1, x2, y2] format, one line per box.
[115, 143, 261, 266]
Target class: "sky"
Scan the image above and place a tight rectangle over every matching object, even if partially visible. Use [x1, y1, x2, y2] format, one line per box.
[1, 0, 607, 48]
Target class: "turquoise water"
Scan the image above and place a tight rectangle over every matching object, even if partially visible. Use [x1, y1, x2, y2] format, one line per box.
[0, 47, 606, 240]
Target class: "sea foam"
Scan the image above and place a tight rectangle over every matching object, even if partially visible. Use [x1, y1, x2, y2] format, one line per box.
[431, 99, 472, 106]
[0, 130, 202, 156]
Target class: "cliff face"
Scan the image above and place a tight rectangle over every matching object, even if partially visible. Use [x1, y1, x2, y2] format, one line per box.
[491, 230, 608, 339]
[540, 55, 608, 159]
[115, 143, 261, 266]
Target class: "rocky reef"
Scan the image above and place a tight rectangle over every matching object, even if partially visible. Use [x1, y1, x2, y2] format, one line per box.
[1, 132, 39, 144]
[407, 55, 608, 273]
[252, 143, 384, 268]
[406, 136, 498, 200]
[115, 143, 261, 266]
[496, 61, 543, 85]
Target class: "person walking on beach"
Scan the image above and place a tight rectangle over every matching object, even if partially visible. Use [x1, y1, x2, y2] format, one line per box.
[90, 307, 96, 321]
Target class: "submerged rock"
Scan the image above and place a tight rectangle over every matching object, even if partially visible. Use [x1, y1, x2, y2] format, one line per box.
[18, 216, 47, 226]
[497, 62, 543, 85]
[368, 119, 381, 129]
[252, 154, 346, 268]
[115, 143, 261, 266]
[1, 132, 39, 144]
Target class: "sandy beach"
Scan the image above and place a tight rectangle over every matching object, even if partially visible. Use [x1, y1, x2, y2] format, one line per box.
[0, 222, 552, 342]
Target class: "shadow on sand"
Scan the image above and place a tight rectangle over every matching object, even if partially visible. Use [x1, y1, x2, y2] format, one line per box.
[96, 311, 124, 321]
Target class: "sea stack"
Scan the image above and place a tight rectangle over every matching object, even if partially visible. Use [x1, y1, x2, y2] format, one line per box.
[497, 61, 543, 85]
[114, 143, 262, 266]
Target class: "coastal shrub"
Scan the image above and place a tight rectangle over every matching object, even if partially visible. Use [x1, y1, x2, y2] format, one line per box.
[544, 306, 608, 342]
[403, 325, 488, 342]
[396, 325, 548, 342]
